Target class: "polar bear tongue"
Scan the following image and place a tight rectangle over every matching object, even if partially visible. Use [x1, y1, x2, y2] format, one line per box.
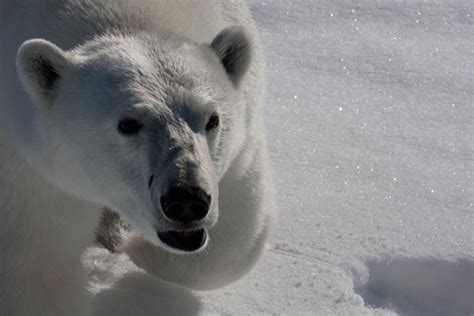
[157, 229, 207, 252]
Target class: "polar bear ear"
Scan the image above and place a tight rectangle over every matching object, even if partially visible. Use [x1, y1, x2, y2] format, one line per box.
[210, 26, 252, 86]
[16, 39, 70, 104]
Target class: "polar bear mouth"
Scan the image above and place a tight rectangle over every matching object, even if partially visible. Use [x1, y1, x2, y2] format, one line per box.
[157, 229, 207, 252]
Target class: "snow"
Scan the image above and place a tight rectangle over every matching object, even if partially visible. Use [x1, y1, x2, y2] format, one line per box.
[84, 1, 474, 315]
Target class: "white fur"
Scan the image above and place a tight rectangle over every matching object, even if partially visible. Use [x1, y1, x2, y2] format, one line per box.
[0, 0, 276, 314]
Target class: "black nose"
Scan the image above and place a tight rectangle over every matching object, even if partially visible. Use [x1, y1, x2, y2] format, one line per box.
[160, 187, 211, 223]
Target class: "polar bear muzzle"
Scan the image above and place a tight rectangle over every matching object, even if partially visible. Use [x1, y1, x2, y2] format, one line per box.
[156, 186, 211, 252]
[160, 187, 211, 223]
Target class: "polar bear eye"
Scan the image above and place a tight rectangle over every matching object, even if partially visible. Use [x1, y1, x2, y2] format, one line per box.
[206, 114, 219, 131]
[118, 118, 143, 135]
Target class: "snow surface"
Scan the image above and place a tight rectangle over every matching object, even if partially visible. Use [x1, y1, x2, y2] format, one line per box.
[85, 1, 474, 315]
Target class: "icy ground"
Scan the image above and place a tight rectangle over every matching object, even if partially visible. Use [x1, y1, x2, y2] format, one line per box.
[85, 1, 474, 315]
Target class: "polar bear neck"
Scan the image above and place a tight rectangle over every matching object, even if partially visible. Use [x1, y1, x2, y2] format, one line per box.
[0, 143, 101, 248]
[0, 142, 101, 314]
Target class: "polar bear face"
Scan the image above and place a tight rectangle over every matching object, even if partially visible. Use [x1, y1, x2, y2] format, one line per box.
[16, 28, 251, 253]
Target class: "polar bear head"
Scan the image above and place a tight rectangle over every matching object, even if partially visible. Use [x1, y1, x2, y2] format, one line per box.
[16, 27, 252, 253]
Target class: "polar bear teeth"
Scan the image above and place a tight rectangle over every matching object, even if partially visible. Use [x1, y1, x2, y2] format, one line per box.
[157, 229, 207, 252]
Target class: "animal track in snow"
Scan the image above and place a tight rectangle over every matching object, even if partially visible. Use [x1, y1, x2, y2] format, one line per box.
[355, 257, 474, 316]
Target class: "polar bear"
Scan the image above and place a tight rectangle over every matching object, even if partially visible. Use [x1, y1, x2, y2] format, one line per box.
[0, 0, 276, 314]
